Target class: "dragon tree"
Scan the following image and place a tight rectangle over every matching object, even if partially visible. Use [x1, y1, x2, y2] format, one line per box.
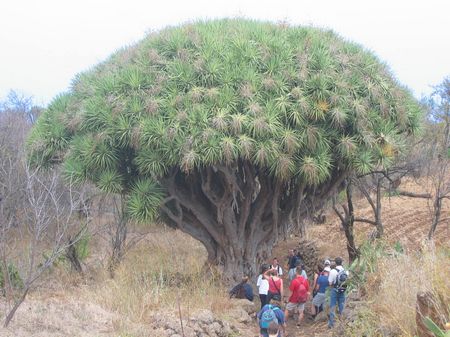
[28, 19, 421, 278]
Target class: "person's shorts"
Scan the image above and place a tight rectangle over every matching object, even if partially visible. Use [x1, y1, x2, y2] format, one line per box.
[312, 293, 326, 307]
[285, 301, 305, 312]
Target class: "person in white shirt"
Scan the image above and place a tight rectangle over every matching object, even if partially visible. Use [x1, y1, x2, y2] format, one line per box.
[257, 264, 270, 309]
[270, 257, 283, 276]
[328, 257, 348, 328]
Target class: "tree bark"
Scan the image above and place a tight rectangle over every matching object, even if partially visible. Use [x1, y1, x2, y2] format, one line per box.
[428, 194, 442, 239]
[160, 161, 347, 280]
[333, 178, 359, 263]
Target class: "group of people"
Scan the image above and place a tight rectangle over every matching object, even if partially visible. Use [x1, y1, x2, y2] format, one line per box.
[229, 250, 349, 337]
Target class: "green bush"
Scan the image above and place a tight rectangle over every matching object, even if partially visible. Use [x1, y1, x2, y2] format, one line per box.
[74, 232, 90, 261]
[347, 240, 387, 292]
[0, 263, 24, 293]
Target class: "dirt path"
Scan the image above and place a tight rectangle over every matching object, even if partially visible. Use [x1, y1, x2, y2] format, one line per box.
[261, 238, 332, 337]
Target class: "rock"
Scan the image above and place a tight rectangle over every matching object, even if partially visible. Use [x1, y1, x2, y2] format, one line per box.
[194, 309, 215, 324]
[230, 298, 256, 314]
[296, 238, 320, 277]
[229, 307, 252, 323]
[217, 321, 233, 337]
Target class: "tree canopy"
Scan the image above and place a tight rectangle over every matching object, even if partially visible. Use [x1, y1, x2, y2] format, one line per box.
[28, 19, 422, 276]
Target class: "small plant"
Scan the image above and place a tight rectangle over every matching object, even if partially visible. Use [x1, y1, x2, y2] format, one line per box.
[346, 240, 387, 292]
[393, 241, 404, 254]
[0, 263, 24, 293]
[423, 317, 450, 337]
[74, 232, 90, 261]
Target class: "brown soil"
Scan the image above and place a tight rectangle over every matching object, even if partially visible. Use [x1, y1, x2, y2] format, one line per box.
[1, 179, 448, 337]
[270, 178, 449, 337]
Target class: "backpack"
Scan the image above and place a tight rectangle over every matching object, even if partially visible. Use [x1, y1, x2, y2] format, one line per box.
[296, 279, 308, 303]
[260, 305, 279, 328]
[334, 268, 348, 293]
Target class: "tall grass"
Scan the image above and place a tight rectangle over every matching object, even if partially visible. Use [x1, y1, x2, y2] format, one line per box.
[346, 242, 449, 336]
[87, 228, 232, 323]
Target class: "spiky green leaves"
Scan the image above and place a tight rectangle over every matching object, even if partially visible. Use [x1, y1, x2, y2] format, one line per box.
[127, 179, 164, 222]
[28, 19, 422, 206]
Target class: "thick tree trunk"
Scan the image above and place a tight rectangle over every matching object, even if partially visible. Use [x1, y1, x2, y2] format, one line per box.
[160, 161, 347, 281]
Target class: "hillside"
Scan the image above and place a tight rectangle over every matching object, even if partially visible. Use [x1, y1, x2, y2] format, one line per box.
[0, 179, 448, 337]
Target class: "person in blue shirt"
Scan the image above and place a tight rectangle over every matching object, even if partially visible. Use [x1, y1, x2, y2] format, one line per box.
[229, 276, 254, 302]
[311, 266, 330, 317]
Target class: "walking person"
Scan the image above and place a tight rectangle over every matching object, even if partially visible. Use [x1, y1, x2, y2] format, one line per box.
[284, 267, 310, 326]
[328, 257, 349, 328]
[311, 266, 330, 317]
[257, 300, 286, 337]
[311, 263, 324, 313]
[263, 267, 283, 303]
[257, 264, 270, 309]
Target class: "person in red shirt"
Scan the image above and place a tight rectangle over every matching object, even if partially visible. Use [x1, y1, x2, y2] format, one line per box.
[284, 267, 310, 325]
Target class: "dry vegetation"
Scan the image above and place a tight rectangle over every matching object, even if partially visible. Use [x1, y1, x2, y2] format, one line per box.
[88, 227, 232, 322]
[0, 178, 449, 337]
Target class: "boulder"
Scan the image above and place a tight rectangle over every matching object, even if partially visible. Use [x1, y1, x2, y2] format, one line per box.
[230, 298, 256, 314]
[229, 307, 252, 324]
[194, 309, 215, 324]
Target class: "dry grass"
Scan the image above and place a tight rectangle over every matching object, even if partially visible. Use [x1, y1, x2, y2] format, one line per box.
[363, 243, 450, 336]
[85, 227, 233, 325]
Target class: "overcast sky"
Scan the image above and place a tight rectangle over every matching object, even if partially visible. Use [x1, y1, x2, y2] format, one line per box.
[0, 0, 449, 106]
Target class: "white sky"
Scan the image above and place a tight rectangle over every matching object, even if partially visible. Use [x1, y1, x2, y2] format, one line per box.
[0, 0, 449, 106]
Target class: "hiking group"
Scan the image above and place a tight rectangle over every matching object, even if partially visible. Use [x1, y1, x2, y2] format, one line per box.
[229, 250, 349, 337]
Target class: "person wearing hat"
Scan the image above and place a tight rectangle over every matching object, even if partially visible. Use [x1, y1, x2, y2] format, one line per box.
[311, 266, 331, 318]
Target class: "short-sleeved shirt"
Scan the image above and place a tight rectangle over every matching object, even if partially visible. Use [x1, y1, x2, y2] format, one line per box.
[288, 275, 309, 303]
[328, 266, 344, 286]
[257, 275, 269, 295]
[270, 264, 283, 276]
[316, 275, 329, 293]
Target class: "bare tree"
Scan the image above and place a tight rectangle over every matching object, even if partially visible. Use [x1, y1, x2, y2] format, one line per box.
[1, 166, 89, 327]
[424, 77, 450, 239]
[0, 96, 89, 327]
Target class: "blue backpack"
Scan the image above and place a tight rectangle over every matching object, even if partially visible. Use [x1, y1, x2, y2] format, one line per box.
[260, 305, 280, 328]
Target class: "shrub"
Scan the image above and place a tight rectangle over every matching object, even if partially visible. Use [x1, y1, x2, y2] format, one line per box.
[0, 262, 24, 293]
